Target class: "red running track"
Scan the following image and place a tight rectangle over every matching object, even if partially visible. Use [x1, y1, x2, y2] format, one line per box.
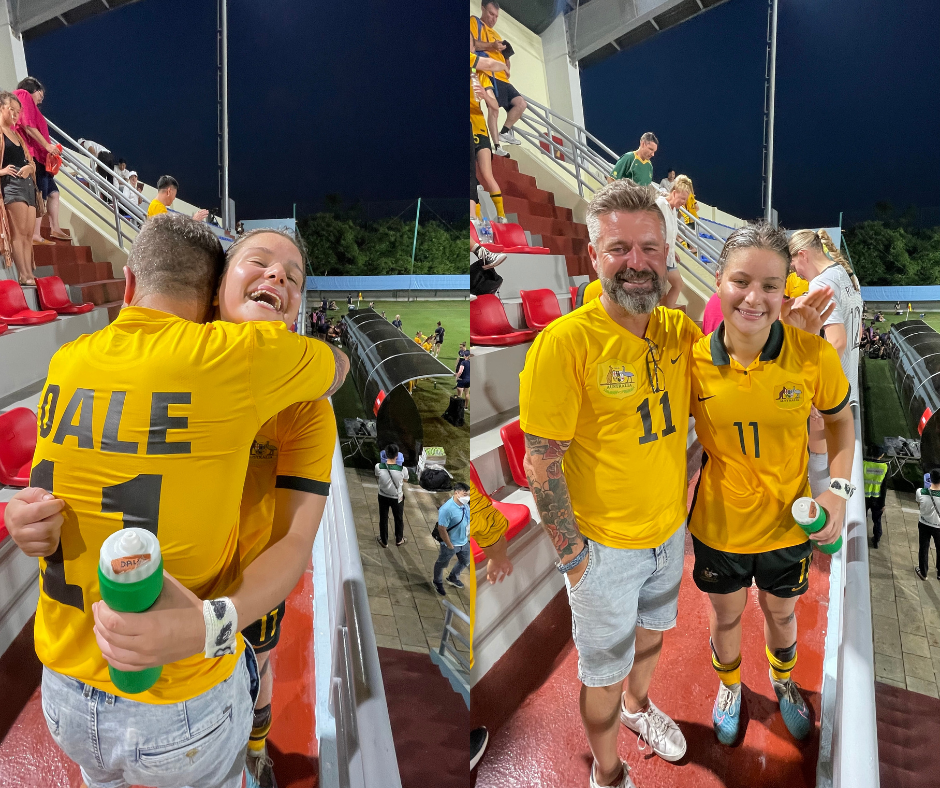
[472, 479, 832, 788]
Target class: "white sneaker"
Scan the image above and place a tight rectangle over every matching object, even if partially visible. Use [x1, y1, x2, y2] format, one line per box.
[620, 696, 687, 762]
[589, 759, 636, 788]
[493, 145, 510, 157]
[500, 129, 521, 145]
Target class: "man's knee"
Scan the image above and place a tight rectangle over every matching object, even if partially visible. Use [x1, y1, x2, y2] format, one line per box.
[513, 96, 527, 113]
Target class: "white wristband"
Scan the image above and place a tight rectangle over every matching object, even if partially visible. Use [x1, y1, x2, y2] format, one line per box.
[829, 478, 856, 500]
[203, 597, 238, 658]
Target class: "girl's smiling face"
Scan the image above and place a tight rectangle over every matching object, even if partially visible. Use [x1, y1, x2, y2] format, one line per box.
[718, 247, 788, 337]
[218, 232, 304, 325]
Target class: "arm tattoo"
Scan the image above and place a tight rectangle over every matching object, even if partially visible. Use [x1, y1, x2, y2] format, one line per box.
[322, 344, 350, 399]
[523, 433, 584, 561]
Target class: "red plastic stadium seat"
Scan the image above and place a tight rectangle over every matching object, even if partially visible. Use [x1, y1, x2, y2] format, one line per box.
[499, 419, 529, 489]
[36, 276, 94, 315]
[0, 502, 7, 542]
[470, 221, 505, 253]
[471, 294, 537, 347]
[0, 280, 57, 325]
[469, 461, 532, 563]
[520, 288, 563, 331]
[490, 222, 550, 254]
[0, 320, 7, 335]
[569, 285, 579, 310]
[0, 407, 37, 487]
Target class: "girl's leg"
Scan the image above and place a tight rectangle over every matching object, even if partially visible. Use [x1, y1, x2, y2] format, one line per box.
[476, 148, 504, 220]
[7, 201, 34, 282]
[707, 589, 747, 670]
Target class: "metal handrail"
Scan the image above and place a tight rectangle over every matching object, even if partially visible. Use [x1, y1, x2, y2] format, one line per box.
[517, 104, 614, 180]
[817, 404, 879, 788]
[438, 600, 472, 674]
[313, 436, 402, 788]
[519, 93, 620, 162]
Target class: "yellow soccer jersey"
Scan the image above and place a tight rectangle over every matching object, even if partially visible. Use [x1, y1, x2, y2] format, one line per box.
[471, 83, 488, 139]
[689, 321, 850, 554]
[238, 399, 336, 569]
[31, 306, 336, 703]
[470, 16, 508, 84]
[785, 272, 810, 299]
[582, 278, 603, 305]
[467, 480, 508, 669]
[147, 198, 167, 217]
[520, 301, 702, 549]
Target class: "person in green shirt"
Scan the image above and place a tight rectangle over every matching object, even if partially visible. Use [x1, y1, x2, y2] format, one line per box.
[863, 446, 888, 548]
[608, 132, 658, 185]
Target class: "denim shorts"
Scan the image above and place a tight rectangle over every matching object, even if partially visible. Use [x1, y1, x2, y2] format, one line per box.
[565, 522, 686, 687]
[40, 646, 259, 788]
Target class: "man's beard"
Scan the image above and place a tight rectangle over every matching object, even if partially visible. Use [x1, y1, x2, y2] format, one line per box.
[600, 268, 667, 315]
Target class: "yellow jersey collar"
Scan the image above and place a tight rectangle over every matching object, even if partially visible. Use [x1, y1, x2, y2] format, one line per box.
[634, 150, 650, 164]
[113, 305, 190, 324]
[709, 320, 784, 366]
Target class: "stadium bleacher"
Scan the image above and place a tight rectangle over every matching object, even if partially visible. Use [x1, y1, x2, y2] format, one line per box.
[35, 276, 95, 315]
[0, 408, 35, 488]
[519, 288, 562, 331]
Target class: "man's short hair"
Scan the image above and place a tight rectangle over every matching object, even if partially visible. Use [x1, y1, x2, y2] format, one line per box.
[16, 76, 44, 94]
[640, 132, 659, 145]
[585, 180, 664, 246]
[118, 158, 126, 165]
[482, 0, 499, 8]
[930, 469, 940, 486]
[156, 175, 179, 192]
[454, 482, 471, 493]
[386, 443, 399, 459]
[127, 213, 224, 308]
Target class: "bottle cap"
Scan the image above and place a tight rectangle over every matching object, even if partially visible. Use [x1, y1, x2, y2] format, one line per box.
[99, 528, 161, 584]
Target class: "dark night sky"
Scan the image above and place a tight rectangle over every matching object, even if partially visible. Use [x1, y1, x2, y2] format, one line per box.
[23, 0, 464, 219]
[581, 0, 940, 228]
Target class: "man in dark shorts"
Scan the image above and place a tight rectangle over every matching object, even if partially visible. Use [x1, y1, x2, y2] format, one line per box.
[455, 352, 470, 410]
[471, 1, 527, 149]
[433, 321, 445, 357]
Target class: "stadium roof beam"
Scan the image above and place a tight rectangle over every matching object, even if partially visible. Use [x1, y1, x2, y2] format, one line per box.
[8, 0, 144, 42]
[566, 0, 732, 69]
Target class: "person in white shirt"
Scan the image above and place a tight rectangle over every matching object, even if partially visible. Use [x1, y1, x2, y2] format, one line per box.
[113, 157, 130, 182]
[375, 442, 407, 547]
[659, 169, 676, 193]
[120, 170, 143, 209]
[77, 137, 115, 194]
[657, 174, 692, 309]
[915, 469, 940, 581]
[789, 228, 863, 497]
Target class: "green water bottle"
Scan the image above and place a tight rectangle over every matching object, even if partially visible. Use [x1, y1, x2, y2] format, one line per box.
[791, 497, 843, 555]
[97, 528, 164, 693]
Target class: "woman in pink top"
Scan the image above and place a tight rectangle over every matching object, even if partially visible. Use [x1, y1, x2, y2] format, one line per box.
[13, 77, 68, 244]
[702, 291, 723, 334]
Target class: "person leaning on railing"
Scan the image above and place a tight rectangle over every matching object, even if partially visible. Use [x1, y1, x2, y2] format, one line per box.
[13, 76, 69, 243]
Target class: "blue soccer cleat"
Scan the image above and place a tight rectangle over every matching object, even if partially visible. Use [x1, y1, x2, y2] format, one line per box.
[771, 670, 813, 741]
[712, 681, 742, 746]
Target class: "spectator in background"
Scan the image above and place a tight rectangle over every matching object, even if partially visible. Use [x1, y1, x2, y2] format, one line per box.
[392, 314, 403, 331]
[702, 292, 724, 335]
[433, 484, 472, 596]
[235, 220, 245, 235]
[471, 74, 507, 223]
[432, 321, 445, 357]
[455, 352, 470, 411]
[915, 470, 940, 581]
[375, 443, 407, 548]
[77, 138, 115, 191]
[472, 2, 527, 152]
[0, 91, 38, 284]
[114, 157, 130, 182]
[659, 168, 676, 192]
[863, 446, 888, 549]
[147, 175, 209, 221]
[13, 77, 68, 243]
[458, 342, 470, 360]
[608, 132, 658, 185]
[785, 270, 809, 299]
[658, 175, 693, 309]
[120, 171, 142, 209]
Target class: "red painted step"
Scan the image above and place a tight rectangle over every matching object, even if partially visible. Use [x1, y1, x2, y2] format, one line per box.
[489, 153, 594, 280]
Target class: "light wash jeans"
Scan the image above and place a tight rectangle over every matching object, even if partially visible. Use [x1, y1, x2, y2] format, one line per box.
[41, 646, 259, 788]
[433, 541, 471, 586]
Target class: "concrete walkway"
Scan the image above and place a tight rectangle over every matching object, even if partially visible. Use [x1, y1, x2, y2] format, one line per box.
[345, 468, 472, 658]
[870, 488, 940, 697]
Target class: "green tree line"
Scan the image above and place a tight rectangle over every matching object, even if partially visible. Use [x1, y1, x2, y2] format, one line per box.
[845, 204, 940, 286]
[297, 207, 466, 277]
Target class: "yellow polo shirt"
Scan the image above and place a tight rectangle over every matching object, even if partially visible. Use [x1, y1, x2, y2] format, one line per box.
[147, 199, 167, 217]
[520, 300, 701, 549]
[689, 321, 850, 553]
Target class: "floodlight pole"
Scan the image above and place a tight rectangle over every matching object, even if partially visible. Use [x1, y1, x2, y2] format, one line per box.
[409, 198, 421, 302]
[218, 0, 231, 231]
[762, 0, 779, 224]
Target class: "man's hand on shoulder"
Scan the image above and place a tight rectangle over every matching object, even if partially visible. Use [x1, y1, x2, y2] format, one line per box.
[4, 487, 65, 557]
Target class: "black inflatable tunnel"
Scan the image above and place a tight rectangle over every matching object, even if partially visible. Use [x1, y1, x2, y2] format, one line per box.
[889, 320, 940, 468]
[342, 308, 455, 466]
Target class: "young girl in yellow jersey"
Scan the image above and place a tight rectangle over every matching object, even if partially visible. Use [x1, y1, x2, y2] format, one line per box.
[688, 222, 855, 746]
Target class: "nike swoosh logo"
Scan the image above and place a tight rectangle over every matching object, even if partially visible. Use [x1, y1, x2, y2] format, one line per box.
[671, 355, 682, 364]
[697, 395, 715, 402]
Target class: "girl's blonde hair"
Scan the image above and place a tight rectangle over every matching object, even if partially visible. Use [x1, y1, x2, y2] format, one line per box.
[788, 229, 859, 292]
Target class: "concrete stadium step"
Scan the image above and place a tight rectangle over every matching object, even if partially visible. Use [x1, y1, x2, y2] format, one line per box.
[470, 343, 531, 427]
[493, 253, 570, 303]
[0, 310, 110, 399]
